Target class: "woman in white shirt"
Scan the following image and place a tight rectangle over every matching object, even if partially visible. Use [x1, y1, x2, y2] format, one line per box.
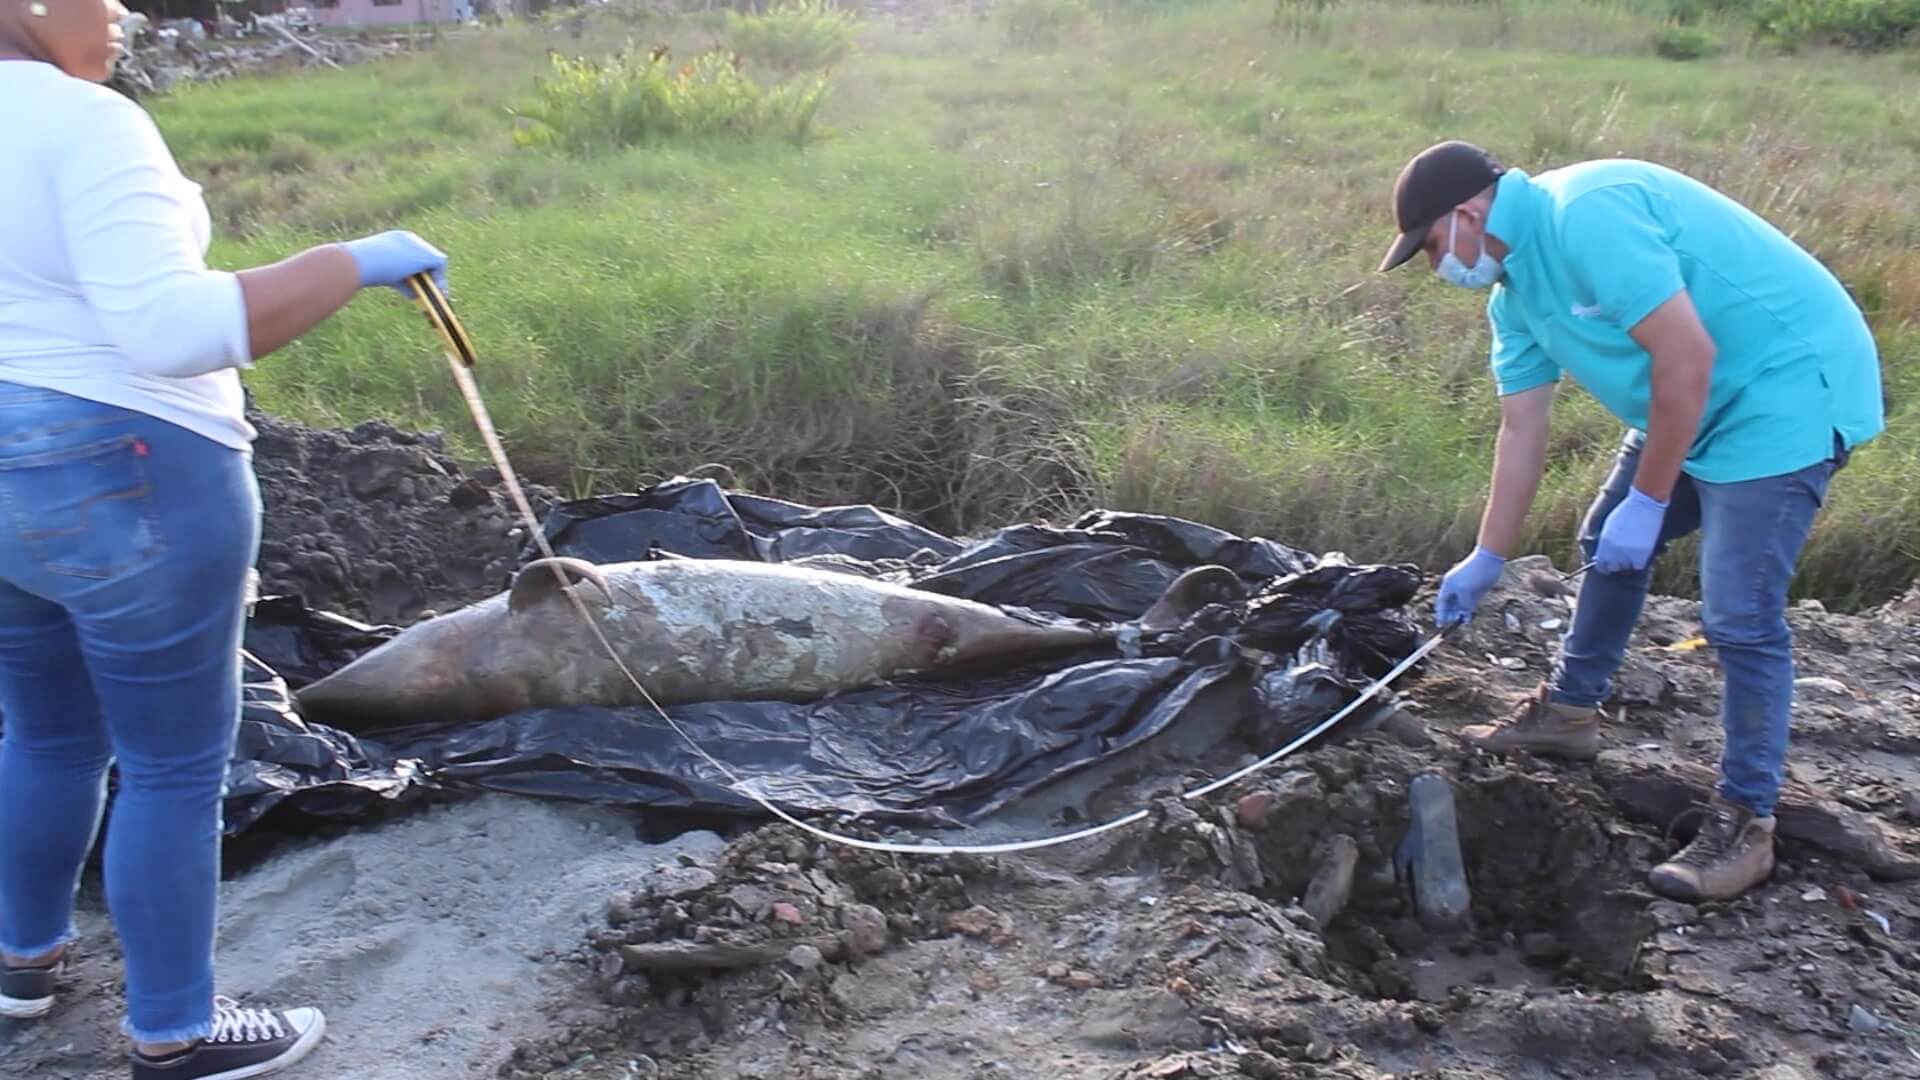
[0, 2, 448, 1077]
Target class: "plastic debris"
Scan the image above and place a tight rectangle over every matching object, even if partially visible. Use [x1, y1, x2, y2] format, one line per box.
[1793, 676, 1853, 698]
[1394, 771, 1473, 933]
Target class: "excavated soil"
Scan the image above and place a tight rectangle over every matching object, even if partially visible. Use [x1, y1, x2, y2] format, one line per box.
[499, 556, 1920, 1080]
[247, 404, 559, 625]
[5, 408, 1920, 1080]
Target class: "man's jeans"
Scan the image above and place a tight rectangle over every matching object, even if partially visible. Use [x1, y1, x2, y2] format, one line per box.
[0, 382, 259, 1043]
[1549, 427, 1845, 819]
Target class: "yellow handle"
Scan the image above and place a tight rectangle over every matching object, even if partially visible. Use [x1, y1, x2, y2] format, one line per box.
[407, 271, 476, 369]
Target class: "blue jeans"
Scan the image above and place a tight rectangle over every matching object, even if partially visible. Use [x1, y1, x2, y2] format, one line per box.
[1550, 427, 1845, 818]
[0, 382, 259, 1043]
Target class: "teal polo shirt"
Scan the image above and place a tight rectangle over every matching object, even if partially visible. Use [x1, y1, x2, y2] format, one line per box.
[1482, 161, 1883, 484]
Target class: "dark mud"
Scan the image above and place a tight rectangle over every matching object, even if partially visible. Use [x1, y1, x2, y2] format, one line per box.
[249, 405, 558, 625]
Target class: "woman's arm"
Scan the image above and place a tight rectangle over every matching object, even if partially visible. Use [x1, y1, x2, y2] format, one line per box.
[235, 245, 360, 361]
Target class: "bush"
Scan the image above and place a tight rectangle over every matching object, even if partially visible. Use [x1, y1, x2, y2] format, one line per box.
[509, 46, 831, 154]
[998, 0, 1095, 48]
[725, 0, 857, 74]
[1752, 0, 1920, 49]
[1653, 25, 1723, 55]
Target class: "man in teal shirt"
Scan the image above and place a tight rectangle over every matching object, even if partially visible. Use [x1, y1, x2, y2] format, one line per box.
[1378, 140, 1883, 902]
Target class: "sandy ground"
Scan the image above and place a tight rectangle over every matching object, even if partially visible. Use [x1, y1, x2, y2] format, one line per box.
[1, 797, 724, 1078]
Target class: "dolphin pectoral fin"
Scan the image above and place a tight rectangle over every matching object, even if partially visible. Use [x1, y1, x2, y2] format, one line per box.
[509, 556, 613, 614]
[1136, 564, 1242, 633]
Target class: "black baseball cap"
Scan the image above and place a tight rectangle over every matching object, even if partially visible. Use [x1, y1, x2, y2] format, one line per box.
[1377, 140, 1505, 272]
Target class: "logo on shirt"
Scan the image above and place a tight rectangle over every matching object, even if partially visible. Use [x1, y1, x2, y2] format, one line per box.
[1571, 303, 1604, 319]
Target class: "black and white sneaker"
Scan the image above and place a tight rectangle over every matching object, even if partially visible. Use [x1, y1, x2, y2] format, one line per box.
[0, 951, 64, 1019]
[130, 996, 326, 1080]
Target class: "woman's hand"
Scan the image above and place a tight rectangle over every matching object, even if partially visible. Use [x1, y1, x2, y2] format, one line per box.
[238, 231, 450, 361]
[340, 230, 450, 296]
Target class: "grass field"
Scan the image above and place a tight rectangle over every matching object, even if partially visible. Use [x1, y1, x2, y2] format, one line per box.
[147, 0, 1920, 609]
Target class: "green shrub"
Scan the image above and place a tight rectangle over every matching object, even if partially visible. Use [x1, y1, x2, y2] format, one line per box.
[1653, 25, 1723, 55]
[725, 0, 857, 74]
[509, 46, 831, 154]
[998, 0, 1095, 48]
[1752, 0, 1920, 49]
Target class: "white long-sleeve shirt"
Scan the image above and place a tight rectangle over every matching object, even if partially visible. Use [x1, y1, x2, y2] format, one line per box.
[0, 60, 255, 450]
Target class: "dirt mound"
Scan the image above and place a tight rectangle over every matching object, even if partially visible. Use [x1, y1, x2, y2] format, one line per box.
[249, 406, 558, 625]
[496, 553, 1920, 1080]
[502, 825, 1018, 1077]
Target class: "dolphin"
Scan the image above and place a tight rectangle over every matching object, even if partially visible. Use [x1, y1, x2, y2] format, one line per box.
[292, 555, 1241, 726]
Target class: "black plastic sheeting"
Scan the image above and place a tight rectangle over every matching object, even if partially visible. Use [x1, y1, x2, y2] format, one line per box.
[7, 479, 1430, 837]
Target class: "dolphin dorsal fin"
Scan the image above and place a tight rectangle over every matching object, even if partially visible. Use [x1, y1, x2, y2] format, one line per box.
[509, 557, 613, 614]
[1138, 564, 1242, 633]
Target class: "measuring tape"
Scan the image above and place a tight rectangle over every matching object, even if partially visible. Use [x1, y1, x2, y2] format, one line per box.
[401, 272, 1449, 856]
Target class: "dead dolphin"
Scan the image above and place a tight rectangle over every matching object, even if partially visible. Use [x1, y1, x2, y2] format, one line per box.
[293, 555, 1241, 725]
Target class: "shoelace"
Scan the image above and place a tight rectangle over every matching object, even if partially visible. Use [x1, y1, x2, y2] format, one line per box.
[208, 997, 287, 1044]
[1670, 804, 1741, 867]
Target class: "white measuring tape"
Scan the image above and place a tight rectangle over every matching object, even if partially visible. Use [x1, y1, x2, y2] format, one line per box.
[404, 274, 1449, 857]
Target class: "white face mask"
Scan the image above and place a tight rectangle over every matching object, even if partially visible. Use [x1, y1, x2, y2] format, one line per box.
[1437, 210, 1503, 289]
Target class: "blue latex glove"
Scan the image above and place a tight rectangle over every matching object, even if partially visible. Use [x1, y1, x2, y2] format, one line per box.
[1594, 486, 1668, 573]
[341, 230, 449, 297]
[1435, 545, 1505, 626]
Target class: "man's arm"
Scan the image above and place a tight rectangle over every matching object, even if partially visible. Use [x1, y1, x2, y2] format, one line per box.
[1626, 290, 1716, 502]
[1477, 382, 1554, 556]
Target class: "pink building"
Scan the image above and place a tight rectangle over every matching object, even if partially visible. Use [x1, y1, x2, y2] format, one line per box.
[305, 0, 471, 28]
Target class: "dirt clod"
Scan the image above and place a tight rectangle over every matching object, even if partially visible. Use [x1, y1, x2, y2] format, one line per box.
[946, 904, 1017, 944]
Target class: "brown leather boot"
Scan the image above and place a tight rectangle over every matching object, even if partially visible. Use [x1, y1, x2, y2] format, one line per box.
[1458, 682, 1602, 760]
[1648, 795, 1776, 902]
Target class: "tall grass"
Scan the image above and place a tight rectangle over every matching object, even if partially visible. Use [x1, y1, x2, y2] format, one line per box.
[151, 0, 1920, 610]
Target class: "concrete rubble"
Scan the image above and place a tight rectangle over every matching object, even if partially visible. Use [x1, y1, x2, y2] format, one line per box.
[109, 7, 413, 97]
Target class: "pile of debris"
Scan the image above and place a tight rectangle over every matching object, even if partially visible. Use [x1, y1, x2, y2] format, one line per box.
[109, 9, 412, 97]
